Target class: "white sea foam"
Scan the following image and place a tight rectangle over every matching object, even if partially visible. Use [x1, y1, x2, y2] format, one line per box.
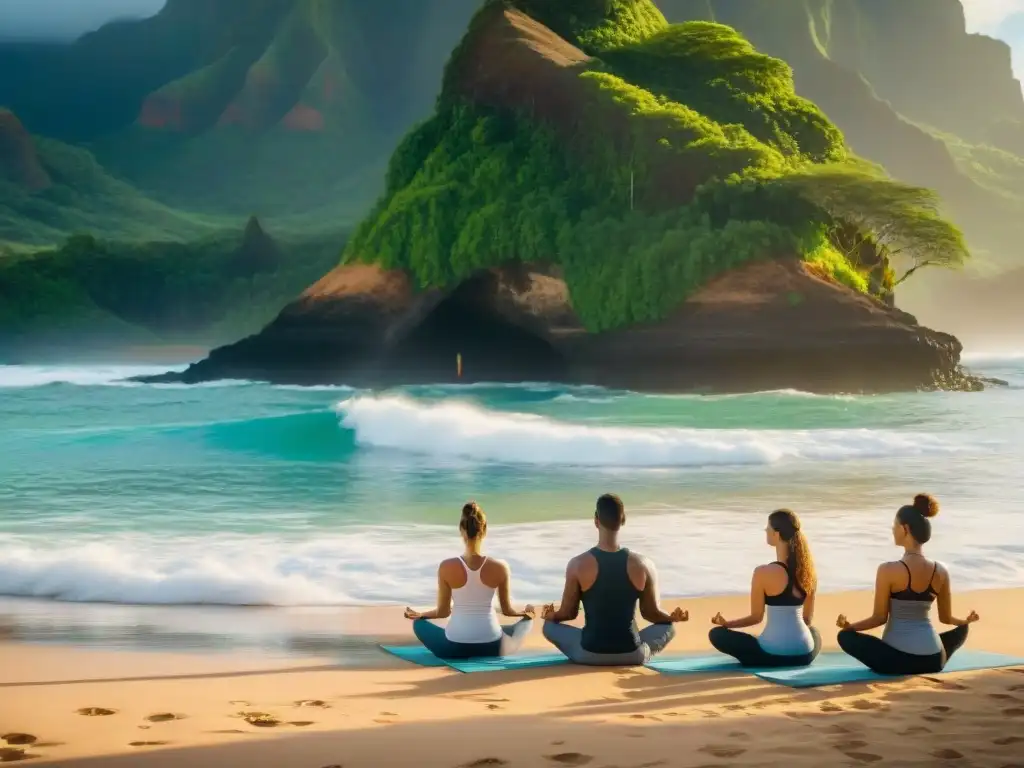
[335, 394, 967, 467]
[1, 506, 1020, 606]
[0, 365, 184, 388]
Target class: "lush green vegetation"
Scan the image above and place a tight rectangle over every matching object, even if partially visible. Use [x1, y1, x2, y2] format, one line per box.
[347, 8, 966, 331]
[0, 137, 229, 247]
[600, 23, 845, 163]
[512, 0, 668, 52]
[0, 229, 344, 353]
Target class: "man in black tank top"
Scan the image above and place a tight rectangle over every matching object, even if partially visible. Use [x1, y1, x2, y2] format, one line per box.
[541, 494, 688, 665]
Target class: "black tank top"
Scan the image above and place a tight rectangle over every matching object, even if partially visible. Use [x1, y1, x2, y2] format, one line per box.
[764, 561, 806, 607]
[891, 561, 938, 603]
[581, 547, 642, 654]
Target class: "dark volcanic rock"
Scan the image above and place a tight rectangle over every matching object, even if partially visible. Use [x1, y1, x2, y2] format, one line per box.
[229, 216, 282, 276]
[149, 259, 975, 394]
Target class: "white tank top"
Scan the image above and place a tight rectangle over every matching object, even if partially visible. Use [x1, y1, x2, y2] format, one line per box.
[444, 557, 502, 644]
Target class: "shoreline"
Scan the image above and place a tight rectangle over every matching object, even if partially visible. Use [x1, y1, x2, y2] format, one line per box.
[2, 588, 1022, 766]
[3, 588, 1020, 663]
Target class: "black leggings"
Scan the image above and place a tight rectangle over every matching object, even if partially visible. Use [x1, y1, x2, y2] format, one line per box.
[709, 625, 822, 668]
[413, 617, 533, 659]
[837, 625, 969, 675]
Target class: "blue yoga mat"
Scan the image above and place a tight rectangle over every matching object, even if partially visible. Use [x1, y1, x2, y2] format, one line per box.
[381, 644, 569, 673]
[754, 650, 1024, 688]
[644, 653, 745, 675]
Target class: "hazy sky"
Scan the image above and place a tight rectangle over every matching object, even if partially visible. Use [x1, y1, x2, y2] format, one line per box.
[0, 0, 1021, 52]
[0, 0, 166, 40]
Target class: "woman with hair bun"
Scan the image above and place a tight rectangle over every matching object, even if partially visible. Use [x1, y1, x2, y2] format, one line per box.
[708, 509, 822, 667]
[836, 493, 979, 675]
[404, 502, 534, 659]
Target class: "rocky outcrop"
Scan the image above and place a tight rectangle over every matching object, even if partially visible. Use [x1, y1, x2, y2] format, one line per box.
[228, 216, 283, 277]
[0, 109, 50, 192]
[153, 258, 972, 393]
[147, 1, 977, 394]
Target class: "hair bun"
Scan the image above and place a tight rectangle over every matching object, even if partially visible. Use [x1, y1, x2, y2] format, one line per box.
[913, 493, 939, 518]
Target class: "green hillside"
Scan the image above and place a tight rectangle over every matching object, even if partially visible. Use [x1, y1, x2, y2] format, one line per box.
[345, 0, 965, 331]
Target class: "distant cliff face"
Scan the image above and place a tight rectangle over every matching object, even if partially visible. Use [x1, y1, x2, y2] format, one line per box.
[0, 109, 50, 192]
[0, 0, 481, 142]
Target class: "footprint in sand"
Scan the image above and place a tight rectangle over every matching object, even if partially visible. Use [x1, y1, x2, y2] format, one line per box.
[0, 747, 36, 763]
[819, 701, 843, 713]
[77, 707, 116, 716]
[129, 741, 170, 748]
[898, 726, 932, 736]
[461, 760, 509, 768]
[833, 741, 869, 752]
[288, 721, 315, 727]
[840, 752, 884, 764]
[238, 712, 281, 728]
[989, 693, 1017, 701]
[1004, 707, 1024, 717]
[851, 699, 882, 711]
[930, 705, 953, 713]
[146, 713, 186, 723]
[931, 748, 964, 760]
[994, 736, 1024, 746]
[295, 700, 331, 708]
[699, 746, 747, 759]
[545, 753, 593, 766]
[0, 736, 35, 747]
[923, 714, 947, 723]
[728, 731, 750, 740]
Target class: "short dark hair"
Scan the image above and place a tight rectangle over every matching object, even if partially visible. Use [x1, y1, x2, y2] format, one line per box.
[595, 494, 625, 531]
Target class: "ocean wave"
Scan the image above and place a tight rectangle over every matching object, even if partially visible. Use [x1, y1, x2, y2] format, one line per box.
[335, 394, 968, 467]
[2, 510, 1019, 606]
[0, 365, 186, 388]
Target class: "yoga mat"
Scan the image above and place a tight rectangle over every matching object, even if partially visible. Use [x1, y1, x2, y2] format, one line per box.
[753, 650, 1024, 688]
[381, 645, 569, 673]
[644, 653, 745, 675]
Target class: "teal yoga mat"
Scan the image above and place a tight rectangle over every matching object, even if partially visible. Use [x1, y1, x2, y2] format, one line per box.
[753, 650, 1024, 688]
[643, 653, 745, 674]
[381, 644, 569, 672]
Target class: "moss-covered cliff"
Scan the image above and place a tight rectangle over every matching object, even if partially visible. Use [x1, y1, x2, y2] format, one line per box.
[343, 0, 964, 332]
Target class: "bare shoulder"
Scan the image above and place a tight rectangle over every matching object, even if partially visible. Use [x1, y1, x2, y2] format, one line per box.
[756, 562, 785, 577]
[627, 550, 655, 573]
[487, 557, 511, 575]
[568, 551, 592, 570]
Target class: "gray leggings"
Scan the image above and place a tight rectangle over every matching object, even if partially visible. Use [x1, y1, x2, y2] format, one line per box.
[413, 617, 533, 659]
[543, 621, 676, 666]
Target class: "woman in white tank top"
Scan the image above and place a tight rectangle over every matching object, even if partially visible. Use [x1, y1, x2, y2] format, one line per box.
[404, 502, 534, 659]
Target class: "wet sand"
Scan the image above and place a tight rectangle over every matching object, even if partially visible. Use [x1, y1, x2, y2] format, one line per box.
[1, 589, 1022, 766]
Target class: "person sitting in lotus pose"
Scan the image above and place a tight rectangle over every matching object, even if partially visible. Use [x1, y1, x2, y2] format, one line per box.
[404, 502, 534, 659]
[709, 509, 822, 667]
[541, 494, 688, 665]
[836, 494, 978, 675]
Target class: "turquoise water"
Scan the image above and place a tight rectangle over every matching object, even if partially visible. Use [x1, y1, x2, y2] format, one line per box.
[1, 356, 1022, 612]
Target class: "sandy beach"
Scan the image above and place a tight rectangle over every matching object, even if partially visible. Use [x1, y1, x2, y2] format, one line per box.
[2, 589, 1023, 767]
